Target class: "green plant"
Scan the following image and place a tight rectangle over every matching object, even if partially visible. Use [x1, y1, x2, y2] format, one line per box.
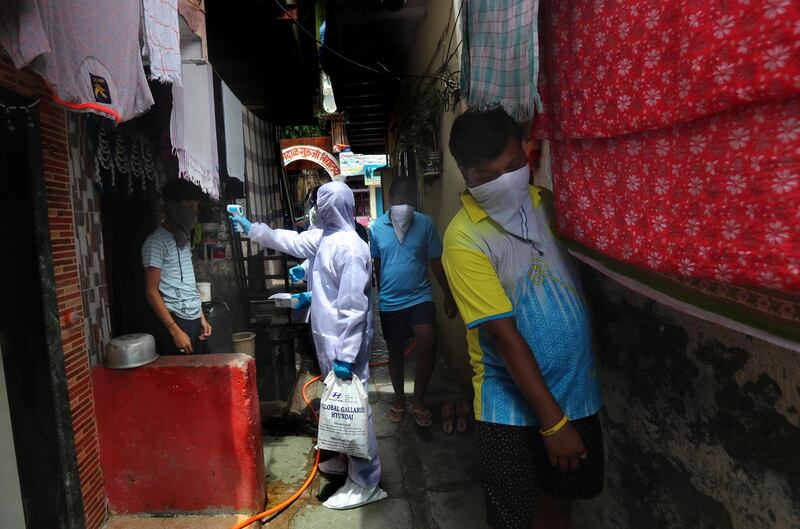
[281, 124, 325, 139]
[281, 112, 327, 139]
[396, 83, 443, 163]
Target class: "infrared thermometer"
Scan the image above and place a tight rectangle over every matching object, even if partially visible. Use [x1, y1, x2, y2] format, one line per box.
[227, 204, 244, 233]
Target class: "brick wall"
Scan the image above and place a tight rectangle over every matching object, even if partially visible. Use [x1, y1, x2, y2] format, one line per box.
[0, 53, 107, 529]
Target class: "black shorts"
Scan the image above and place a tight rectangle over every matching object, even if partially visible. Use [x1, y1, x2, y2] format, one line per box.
[475, 414, 604, 529]
[155, 313, 202, 355]
[378, 301, 435, 346]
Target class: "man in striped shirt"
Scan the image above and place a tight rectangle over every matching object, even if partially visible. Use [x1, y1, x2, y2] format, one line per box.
[142, 179, 212, 354]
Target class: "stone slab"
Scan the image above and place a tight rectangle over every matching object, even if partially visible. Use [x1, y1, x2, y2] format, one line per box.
[428, 485, 489, 529]
[417, 430, 482, 490]
[287, 499, 413, 529]
[375, 436, 406, 497]
[263, 435, 313, 486]
[103, 514, 258, 529]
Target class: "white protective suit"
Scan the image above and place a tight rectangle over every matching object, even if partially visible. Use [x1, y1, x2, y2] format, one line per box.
[247, 181, 381, 489]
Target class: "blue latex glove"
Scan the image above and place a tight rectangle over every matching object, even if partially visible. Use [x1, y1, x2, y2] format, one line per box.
[229, 215, 252, 235]
[333, 359, 354, 380]
[290, 291, 312, 310]
[288, 265, 306, 284]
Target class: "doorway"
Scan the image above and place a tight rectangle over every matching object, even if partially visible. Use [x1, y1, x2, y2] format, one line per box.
[0, 92, 85, 528]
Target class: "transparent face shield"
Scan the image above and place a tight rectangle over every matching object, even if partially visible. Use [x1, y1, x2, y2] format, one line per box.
[305, 191, 319, 228]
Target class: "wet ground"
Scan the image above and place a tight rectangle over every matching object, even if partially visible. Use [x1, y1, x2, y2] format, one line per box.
[102, 300, 488, 529]
[261, 302, 489, 529]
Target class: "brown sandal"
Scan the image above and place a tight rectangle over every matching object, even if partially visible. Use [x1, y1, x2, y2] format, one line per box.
[387, 403, 405, 423]
[456, 400, 471, 433]
[412, 407, 433, 428]
[441, 402, 456, 434]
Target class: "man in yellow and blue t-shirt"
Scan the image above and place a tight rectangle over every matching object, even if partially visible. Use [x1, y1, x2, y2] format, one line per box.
[443, 108, 603, 529]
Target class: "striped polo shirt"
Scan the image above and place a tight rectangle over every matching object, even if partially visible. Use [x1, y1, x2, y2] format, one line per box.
[141, 226, 201, 320]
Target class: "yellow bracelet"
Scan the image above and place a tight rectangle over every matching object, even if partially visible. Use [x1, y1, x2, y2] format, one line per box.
[540, 415, 569, 437]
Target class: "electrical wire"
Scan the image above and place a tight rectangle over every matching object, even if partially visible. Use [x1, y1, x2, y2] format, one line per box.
[270, 0, 383, 76]
[0, 99, 41, 112]
[228, 375, 322, 529]
[226, 341, 416, 529]
[443, 39, 463, 71]
[272, 0, 460, 92]
[442, 0, 465, 71]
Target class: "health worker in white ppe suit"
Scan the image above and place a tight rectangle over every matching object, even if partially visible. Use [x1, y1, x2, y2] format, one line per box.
[285, 186, 325, 315]
[230, 181, 386, 510]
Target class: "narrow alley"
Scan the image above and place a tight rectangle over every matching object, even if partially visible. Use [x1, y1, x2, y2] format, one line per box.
[1, 1, 799, 529]
[260, 303, 488, 529]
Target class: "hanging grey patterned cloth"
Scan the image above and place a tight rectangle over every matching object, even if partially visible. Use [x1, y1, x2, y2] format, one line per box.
[461, 0, 542, 121]
[242, 107, 283, 225]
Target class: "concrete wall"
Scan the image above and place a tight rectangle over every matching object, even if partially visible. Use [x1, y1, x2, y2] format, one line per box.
[387, 0, 473, 392]
[92, 354, 265, 514]
[0, 52, 107, 529]
[0, 345, 25, 528]
[195, 257, 248, 333]
[575, 265, 800, 529]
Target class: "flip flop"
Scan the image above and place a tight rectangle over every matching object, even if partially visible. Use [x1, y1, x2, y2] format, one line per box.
[387, 403, 405, 423]
[456, 400, 471, 433]
[412, 407, 433, 428]
[440, 402, 455, 434]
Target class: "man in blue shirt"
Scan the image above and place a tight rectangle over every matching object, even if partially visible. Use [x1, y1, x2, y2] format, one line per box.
[369, 179, 457, 427]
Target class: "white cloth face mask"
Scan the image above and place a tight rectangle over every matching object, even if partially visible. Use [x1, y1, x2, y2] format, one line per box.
[468, 163, 537, 241]
[390, 204, 415, 243]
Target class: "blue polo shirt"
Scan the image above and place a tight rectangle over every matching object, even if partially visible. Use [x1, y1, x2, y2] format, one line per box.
[369, 211, 443, 312]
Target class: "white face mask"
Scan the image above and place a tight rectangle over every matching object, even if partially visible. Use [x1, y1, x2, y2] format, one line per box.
[390, 204, 415, 243]
[468, 164, 536, 241]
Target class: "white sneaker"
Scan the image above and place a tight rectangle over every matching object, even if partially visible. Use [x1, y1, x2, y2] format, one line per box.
[322, 477, 388, 510]
[318, 455, 347, 476]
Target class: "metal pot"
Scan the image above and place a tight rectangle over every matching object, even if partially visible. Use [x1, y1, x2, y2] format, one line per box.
[104, 334, 158, 369]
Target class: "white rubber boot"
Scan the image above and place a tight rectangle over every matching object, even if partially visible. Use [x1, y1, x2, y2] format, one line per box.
[318, 454, 347, 476]
[322, 477, 388, 510]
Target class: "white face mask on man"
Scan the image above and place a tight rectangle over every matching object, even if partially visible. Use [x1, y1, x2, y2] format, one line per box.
[468, 163, 537, 241]
[389, 204, 415, 243]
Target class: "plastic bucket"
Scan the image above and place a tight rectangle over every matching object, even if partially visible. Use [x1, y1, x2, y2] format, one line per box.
[255, 328, 297, 401]
[196, 282, 211, 303]
[211, 244, 226, 259]
[232, 332, 256, 357]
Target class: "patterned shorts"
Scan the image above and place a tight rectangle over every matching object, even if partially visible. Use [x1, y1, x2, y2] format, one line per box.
[475, 414, 604, 529]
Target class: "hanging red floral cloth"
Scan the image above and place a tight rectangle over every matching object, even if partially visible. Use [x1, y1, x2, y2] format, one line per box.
[535, 0, 800, 139]
[550, 97, 800, 294]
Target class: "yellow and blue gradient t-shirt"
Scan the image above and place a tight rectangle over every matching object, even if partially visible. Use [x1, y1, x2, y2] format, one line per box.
[443, 186, 601, 426]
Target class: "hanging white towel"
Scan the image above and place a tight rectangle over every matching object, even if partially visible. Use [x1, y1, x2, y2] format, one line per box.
[170, 62, 219, 198]
[221, 81, 245, 182]
[142, 0, 182, 85]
